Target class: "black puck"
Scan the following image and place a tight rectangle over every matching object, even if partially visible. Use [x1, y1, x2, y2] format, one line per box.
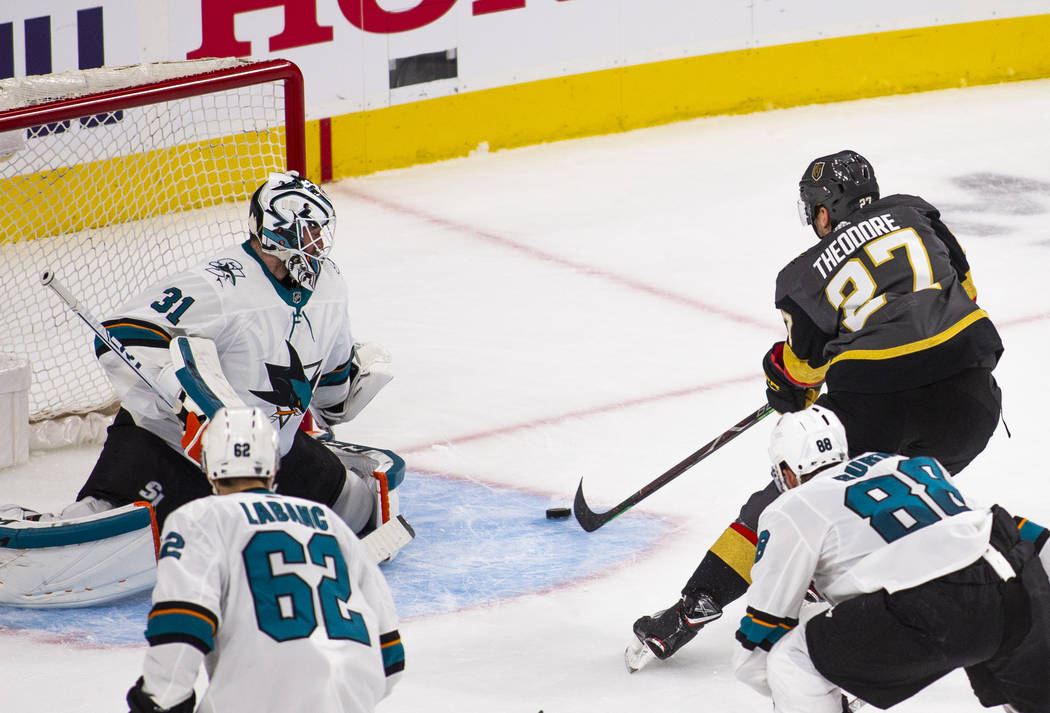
[546, 507, 571, 520]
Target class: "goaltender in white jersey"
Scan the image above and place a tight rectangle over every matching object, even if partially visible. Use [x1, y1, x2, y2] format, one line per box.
[0, 171, 407, 609]
[734, 406, 1050, 713]
[104, 238, 355, 457]
[76, 169, 394, 529]
[126, 407, 404, 713]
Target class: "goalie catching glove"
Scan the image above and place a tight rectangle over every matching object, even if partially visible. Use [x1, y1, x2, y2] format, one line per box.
[316, 342, 393, 425]
[762, 342, 819, 414]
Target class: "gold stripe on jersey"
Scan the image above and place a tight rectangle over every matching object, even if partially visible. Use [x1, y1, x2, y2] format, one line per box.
[829, 309, 989, 364]
[960, 270, 978, 301]
[783, 342, 828, 387]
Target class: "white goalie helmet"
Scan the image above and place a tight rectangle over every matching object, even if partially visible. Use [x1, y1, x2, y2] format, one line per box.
[201, 406, 280, 492]
[767, 405, 848, 492]
[248, 170, 336, 291]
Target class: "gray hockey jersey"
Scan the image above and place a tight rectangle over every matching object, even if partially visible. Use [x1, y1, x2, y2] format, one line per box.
[773, 195, 1002, 392]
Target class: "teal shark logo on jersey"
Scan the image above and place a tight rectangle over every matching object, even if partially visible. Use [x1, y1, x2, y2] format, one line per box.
[250, 341, 322, 426]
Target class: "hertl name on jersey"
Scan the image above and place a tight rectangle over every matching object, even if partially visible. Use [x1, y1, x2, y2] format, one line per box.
[812, 213, 902, 278]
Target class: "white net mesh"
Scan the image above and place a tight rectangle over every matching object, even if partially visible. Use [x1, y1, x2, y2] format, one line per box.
[0, 60, 293, 421]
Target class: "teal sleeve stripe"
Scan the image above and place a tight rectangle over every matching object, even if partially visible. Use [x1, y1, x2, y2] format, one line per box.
[94, 321, 171, 357]
[145, 611, 215, 652]
[318, 355, 353, 387]
[734, 609, 796, 652]
[1018, 519, 1049, 550]
[381, 630, 405, 675]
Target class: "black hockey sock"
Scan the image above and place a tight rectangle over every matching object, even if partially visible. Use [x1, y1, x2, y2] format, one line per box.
[682, 523, 756, 608]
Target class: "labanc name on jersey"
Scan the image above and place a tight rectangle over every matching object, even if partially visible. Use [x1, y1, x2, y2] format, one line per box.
[239, 495, 331, 531]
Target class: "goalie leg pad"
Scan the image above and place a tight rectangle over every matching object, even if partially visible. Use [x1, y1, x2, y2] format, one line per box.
[324, 440, 411, 558]
[325, 440, 406, 531]
[323, 440, 405, 490]
[331, 469, 377, 534]
[361, 515, 416, 564]
[0, 502, 159, 608]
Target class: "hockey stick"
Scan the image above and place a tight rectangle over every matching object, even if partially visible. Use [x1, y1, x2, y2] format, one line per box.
[40, 270, 177, 410]
[573, 403, 774, 532]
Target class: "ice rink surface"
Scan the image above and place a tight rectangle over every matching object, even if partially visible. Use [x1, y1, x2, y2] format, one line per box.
[3, 77, 1050, 711]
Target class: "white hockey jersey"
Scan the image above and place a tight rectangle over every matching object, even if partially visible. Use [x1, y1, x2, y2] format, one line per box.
[96, 241, 355, 456]
[141, 489, 403, 713]
[734, 452, 992, 694]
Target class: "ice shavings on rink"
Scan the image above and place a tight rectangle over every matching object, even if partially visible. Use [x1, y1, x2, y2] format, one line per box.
[0, 471, 669, 645]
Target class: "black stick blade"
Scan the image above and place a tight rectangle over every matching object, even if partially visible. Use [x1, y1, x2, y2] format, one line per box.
[573, 478, 622, 532]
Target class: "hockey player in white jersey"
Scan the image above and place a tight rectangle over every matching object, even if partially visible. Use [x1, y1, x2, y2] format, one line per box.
[0, 171, 408, 608]
[74, 169, 394, 530]
[125, 406, 404, 713]
[734, 406, 1050, 713]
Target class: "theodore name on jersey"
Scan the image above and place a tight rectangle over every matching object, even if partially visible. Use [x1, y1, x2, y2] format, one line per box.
[811, 212, 901, 278]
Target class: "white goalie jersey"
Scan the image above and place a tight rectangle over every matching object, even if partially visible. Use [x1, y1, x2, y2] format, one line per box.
[95, 241, 356, 456]
[141, 490, 404, 713]
[734, 452, 992, 694]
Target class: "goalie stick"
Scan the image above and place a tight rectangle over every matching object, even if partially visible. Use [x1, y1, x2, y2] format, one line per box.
[41, 270, 177, 410]
[574, 403, 774, 532]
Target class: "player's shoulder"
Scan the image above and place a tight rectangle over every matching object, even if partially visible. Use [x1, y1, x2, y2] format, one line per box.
[184, 241, 263, 292]
[871, 193, 939, 219]
[774, 242, 822, 298]
[312, 260, 349, 300]
[163, 494, 224, 533]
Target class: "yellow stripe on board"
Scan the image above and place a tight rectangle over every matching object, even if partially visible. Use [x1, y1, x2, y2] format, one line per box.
[0, 128, 285, 244]
[326, 13, 1050, 178]
[4, 13, 1047, 232]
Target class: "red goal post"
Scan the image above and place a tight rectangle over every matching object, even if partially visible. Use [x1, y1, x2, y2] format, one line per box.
[0, 58, 306, 433]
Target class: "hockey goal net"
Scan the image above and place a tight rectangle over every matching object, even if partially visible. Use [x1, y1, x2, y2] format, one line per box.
[0, 58, 306, 439]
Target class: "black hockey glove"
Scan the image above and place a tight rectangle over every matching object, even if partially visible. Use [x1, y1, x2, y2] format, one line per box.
[126, 677, 195, 713]
[763, 342, 818, 413]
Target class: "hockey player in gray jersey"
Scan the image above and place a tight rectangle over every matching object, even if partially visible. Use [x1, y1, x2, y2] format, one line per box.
[734, 406, 1050, 713]
[125, 406, 404, 713]
[0, 171, 407, 608]
[629, 150, 1005, 670]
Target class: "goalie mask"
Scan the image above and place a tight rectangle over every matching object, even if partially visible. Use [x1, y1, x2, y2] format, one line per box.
[249, 170, 336, 291]
[201, 407, 280, 493]
[768, 406, 848, 492]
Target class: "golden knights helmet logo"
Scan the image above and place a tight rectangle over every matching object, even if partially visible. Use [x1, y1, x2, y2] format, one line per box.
[810, 161, 825, 181]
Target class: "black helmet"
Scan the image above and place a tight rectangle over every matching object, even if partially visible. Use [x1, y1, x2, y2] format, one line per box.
[798, 150, 879, 230]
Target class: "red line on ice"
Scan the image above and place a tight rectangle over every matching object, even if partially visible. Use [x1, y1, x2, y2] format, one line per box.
[397, 374, 756, 456]
[335, 186, 769, 329]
